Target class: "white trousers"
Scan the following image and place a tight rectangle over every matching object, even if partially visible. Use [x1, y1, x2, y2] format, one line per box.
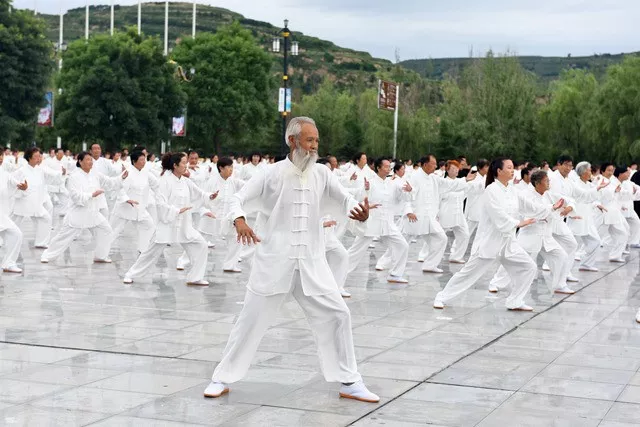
[627, 212, 640, 245]
[576, 233, 600, 269]
[50, 192, 70, 218]
[448, 222, 470, 262]
[348, 234, 408, 277]
[0, 222, 22, 269]
[436, 245, 537, 309]
[491, 246, 568, 292]
[42, 221, 112, 261]
[552, 233, 577, 278]
[211, 275, 361, 384]
[326, 242, 349, 290]
[601, 223, 628, 260]
[418, 231, 447, 270]
[12, 213, 52, 247]
[110, 214, 155, 253]
[127, 237, 208, 283]
[222, 238, 243, 271]
[467, 220, 479, 237]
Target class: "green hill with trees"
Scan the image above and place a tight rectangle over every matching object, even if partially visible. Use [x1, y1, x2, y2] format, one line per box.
[39, 2, 392, 95]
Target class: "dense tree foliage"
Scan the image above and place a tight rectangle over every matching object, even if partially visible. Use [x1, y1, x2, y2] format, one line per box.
[0, 0, 55, 144]
[54, 27, 185, 152]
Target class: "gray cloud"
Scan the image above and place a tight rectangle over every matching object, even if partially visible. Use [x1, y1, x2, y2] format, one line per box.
[12, 0, 640, 60]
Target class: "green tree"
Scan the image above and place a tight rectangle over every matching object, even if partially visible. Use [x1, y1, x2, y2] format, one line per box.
[0, 0, 55, 146]
[589, 56, 640, 163]
[537, 69, 598, 162]
[55, 27, 185, 152]
[170, 22, 274, 155]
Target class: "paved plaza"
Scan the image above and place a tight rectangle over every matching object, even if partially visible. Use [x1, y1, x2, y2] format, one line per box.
[2, 227, 640, 426]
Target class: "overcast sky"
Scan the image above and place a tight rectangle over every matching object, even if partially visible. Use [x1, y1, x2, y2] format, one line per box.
[13, 0, 640, 60]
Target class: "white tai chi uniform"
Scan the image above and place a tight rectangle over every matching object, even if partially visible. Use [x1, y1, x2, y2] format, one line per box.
[439, 178, 470, 262]
[124, 172, 213, 284]
[376, 175, 411, 270]
[403, 168, 469, 271]
[464, 173, 486, 239]
[91, 157, 120, 218]
[598, 176, 629, 260]
[346, 173, 411, 279]
[44, 156, 71, 223]
[619, 180, 640, 246]
[197, 174, 245, 272]
[323, 217, 350, 295]
[211, 158, 363, 385]
[490, 186, 568, 293]
[435, 180, 553, 309]
[11, 164, 63, 248]
[567, 179, 603, 269]
[41, 169, 124, 262]
[0, 168, 23, 270]
[110, 166, 159, 253]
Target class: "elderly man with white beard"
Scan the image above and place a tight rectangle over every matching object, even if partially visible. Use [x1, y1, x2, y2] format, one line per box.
[203, 117, 379, 404]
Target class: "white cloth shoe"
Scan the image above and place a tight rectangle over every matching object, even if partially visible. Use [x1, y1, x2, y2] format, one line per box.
[123, 276, 133, 284]
[203, 381, 229, 398]
[187, 280, 209, 286]
[93, 258, 112, 264]
[223, 268, 242, 273]
[610, 258, 626, 263]
[449, 259, 466, 264]
[2, 266, 22, 273]
[566, 275, 579, 282]
[554, 286, 575, 295]
[423, 267, 443, 273]
[387, 275, 408, 284]
[340, 288, 351, 298]
[542, 262, 550, 271]
[339, 380, 380, 403]
[488, 285, 499, 293]
[417, 258, 425, 262]
[40, 258, 49, 263]
[623, 250, 630, 255]
[207, 241, 216, 248]
[636, 310, 640, 324]
[433, 299, 445, 309]
[579, 266, 599, 272]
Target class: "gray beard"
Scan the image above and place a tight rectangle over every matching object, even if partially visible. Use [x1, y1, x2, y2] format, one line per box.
[291, 147, 318, 172]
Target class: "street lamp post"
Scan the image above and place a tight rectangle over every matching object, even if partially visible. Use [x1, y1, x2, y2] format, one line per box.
[272, 19, 299, 154]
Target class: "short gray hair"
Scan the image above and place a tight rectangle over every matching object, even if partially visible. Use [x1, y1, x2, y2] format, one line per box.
[575, 161, 591, 177]
[285, 116, 316, 147]
[530, 169, 548, 187]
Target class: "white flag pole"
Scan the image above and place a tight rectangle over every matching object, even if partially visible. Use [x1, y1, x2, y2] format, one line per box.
[393, 84, 400, 159]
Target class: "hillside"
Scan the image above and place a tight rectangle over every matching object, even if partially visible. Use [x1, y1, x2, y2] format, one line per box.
[40, 2, 393, 94]
[401, 53, 635, 82]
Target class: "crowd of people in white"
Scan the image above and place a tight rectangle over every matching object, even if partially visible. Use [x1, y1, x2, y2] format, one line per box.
[3, 116, 640, 403]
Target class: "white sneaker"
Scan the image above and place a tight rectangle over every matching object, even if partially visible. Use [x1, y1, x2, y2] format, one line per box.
[449, 259, 466, 264]
[93, 258, 112, 264]
[410, 238, 417, 243]
[417, 258, 425, 263]
[636, 310, 640, 324]
[339, 380, 379, 403]
[187, 280, 209, 286]
[340, 288, 352, 298]
[433, 299, 445, 309]
[542, 263, 550, 271]
[207, 241, 216, 248]
[2, 266, 22, 273]
[423, 267, 443, 274]
[579, 266, 599, 272]
[610, 258, 626, 263]
[176, 265, 186, 271]
[123, 276, 133, 284]
[488, 285, 498, 293]
[375, 266, 385, 271]
[508, 304, 533, 312]
[566, 275, 579, 283]
[387, 275, 408, 284]
[623, 250, 630, 255]
[203, 381, 229, 398]
[40, 258, 49, 264]
[574, 256, 582, 261]
[223, 268, 242, 273]
[368, 244, 376, 249]
[554, 286, 575, 295]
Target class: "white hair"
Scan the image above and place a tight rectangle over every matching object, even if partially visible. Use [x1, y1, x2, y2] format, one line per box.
[285, 116, 316, 147]
[575, 161, 591, 177]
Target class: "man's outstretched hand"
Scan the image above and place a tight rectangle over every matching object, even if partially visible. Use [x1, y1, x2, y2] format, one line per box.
[349, 197, 370, 222]
[235, 217, 261, 245]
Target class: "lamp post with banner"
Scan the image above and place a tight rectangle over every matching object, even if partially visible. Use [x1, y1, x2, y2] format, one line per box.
[272, 19, 299, 154]
[378, 80, 400, 159]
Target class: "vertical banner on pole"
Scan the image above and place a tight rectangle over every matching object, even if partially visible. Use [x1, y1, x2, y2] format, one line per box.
[56, 136, 62, 149]
[37, 92, 54, 127]
[285, 88, 292, 113]
[377, 80, 400, 158]
[82, 142, 87, 151]
[172, 109, 186, 137]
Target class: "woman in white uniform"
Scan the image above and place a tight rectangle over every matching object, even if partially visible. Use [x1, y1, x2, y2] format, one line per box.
[0, 151, 27, 273]
[438, 160, 471, 263]
[434, 158, 559, 312]
[41, 152, 128, 264]
[123, 152, 218, 286]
